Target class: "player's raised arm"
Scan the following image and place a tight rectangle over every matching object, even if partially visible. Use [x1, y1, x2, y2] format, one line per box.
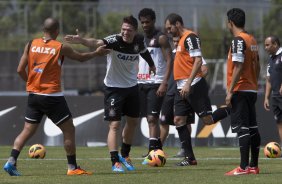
[61, 44, 110, 62]
[64, 29, 103, 48]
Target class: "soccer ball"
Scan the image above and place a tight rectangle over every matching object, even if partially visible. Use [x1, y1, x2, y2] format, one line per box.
[28, 144, 46, 159]
[147, 149, 166, 167]
[264, 142, 281, 158]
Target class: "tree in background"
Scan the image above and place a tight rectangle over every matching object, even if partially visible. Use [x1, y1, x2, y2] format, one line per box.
[263, 0, 282, 38]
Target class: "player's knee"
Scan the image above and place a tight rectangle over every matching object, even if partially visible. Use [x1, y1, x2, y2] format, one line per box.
[23, 123, 38, 135]
[59, 119, 75, 134]
[109, 121, 120, 132]
[147, 116, 158, 125]
[201, 115, 214, 125]
[174, 116, 185, 126]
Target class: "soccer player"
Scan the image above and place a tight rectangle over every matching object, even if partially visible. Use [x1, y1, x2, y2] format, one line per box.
[165, 13, 230, 166]
[3, 18, 109, 176]
[264, 36, 282, 145]
[224, 8, 261, 176]
[159, 36, 208, 157]
[65, 15, 156, 172]
[137, 8, 172, 162]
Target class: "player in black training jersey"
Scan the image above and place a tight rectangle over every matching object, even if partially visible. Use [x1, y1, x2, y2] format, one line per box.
[137, 8, 172, 163]
[65, 15, 156, 172]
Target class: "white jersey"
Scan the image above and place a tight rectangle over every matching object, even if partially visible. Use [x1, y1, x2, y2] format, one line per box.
[102, 34, 147, 88]
[138, 30, 167, 84]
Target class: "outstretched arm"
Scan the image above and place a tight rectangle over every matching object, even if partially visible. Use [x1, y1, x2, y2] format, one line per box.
[64, 29, 104, 48]
[61, 44, 110, 62]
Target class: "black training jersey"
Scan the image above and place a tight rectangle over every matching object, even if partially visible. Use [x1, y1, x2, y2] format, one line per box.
[267, 47, 282, 96]
[102, 34, 147, 88]
[138, 30, 167, 84]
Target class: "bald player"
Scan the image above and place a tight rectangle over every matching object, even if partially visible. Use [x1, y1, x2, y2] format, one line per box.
[3, 17, 108, 176]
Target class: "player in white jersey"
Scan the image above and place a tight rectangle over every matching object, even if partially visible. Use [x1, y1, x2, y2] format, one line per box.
[138, 8, 172, 162]
[65, 15, 156, 172]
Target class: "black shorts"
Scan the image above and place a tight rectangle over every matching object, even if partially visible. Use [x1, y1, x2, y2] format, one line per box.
[25, 94, 72, 125]
[160, 95, 194, 126]
[104, 84, 139, 121]
[272, 96, 282, 123]
[230, 92, 257, 133]
[139, 83, 164, 117]
[174, 78, 212, 118]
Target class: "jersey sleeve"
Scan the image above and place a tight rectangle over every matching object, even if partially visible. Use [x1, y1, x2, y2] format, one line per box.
[136, 34, 147, 53]
[202, 57, 207, 65]
[183, 33, 202, 57]
[102, 34, 119, 49]
[266, 62, 270, 77]
[230, 36, 246, 63]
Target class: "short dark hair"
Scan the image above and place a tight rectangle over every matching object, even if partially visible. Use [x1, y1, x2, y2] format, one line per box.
[123, 15, 138, 30]
[269, 35, 280, 47]
[138, 8, 156, 20]
[43, 18, 59, 33]
[227, 8, 245, 28]
[165, 13, 183, 25]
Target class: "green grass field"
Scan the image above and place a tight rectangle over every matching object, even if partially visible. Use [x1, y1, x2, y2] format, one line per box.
[0, 146, 281, 184]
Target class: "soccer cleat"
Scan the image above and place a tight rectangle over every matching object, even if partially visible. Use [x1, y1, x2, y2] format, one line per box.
[249, 167, 260, 174]
[175, 157, 197, 166]
[225, 166, 250, 176]
[67, 166, 93, 175]
[173, 148, 185, 158]
[112, 162, 124, 172]
[118, 155, 135, 171]
[3, 162, 21, 176]
[142, 155, 150, 165]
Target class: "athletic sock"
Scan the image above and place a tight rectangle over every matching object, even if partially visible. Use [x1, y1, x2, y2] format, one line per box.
[8, 149, 20, 165]
[121, 143, 131, 158]
[212, 106, 230, 123]
[156, 137, 163, 150]
[249, 127, 261, 167]
[176, 125, 195, 160]
[238, 130, 250, 170]
[110, 151, 119, 166]
[149, 138, 158, 152]
[67, 155, 78, 170]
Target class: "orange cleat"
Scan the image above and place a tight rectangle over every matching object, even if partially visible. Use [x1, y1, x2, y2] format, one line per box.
[249, 167, 260, 174]
[225, 166, 250, 176]
[67, 166, 93, 175]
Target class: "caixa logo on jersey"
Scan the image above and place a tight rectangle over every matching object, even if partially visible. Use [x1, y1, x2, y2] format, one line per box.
[117, 54, 138, 62]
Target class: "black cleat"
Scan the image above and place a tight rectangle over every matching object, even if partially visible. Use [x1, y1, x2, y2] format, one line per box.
[176, 157, 197, 166]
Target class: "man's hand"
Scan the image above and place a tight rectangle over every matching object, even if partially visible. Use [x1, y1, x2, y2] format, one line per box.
[280, 84, 282, 96]
[64, 29, 83, 44]
[95, 45, 110, 56]
[156, 83, 167, 97]
[180, 79, 192, 98]
[149, 66, 156, 76]
[264, 98, 270, 111]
